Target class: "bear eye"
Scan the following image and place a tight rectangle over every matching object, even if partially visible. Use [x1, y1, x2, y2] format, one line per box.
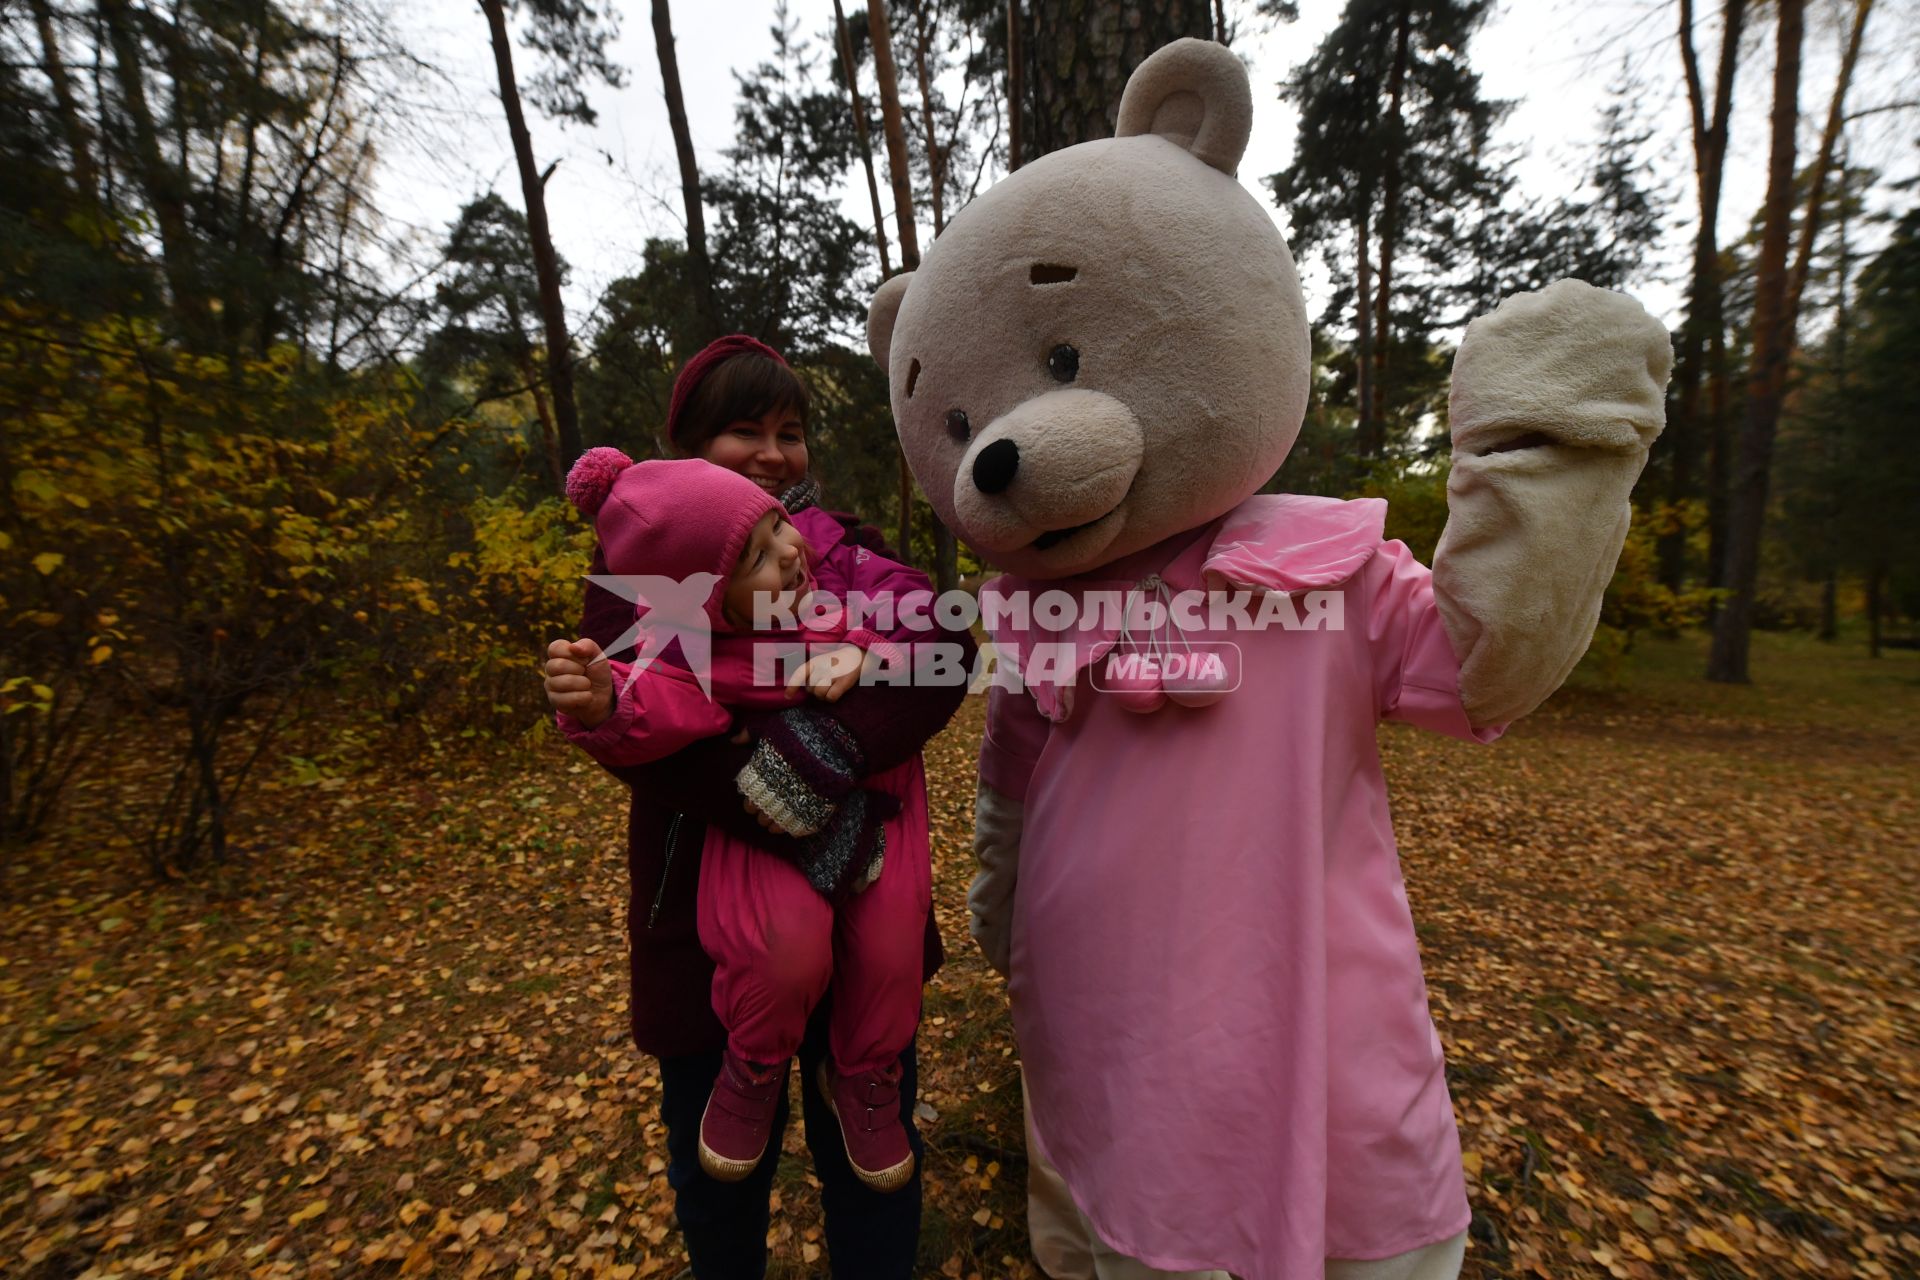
[1048, 344, 1079, 383]
[946, 409, 970, 443]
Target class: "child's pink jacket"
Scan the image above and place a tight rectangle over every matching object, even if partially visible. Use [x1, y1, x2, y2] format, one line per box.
[558, 507, 926, 765]
[981, 495, 1504, 1280]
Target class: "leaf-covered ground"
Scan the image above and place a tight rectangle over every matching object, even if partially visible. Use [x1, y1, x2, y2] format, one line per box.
[2, 632, 1916, 1279]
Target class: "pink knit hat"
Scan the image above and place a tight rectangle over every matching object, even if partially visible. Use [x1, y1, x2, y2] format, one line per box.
[567, 448, 783, 629]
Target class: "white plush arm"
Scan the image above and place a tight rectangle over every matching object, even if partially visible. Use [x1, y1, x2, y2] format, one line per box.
[969, 779, 1024, 977]
[1434, 279, 1673, 727]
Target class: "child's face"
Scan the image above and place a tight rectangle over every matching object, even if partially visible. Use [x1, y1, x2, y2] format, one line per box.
[722, 509, 811, 630]
[702, 408, 809, 495]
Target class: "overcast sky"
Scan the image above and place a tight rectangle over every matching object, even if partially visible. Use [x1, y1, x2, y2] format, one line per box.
[370, 0, 1919, 339]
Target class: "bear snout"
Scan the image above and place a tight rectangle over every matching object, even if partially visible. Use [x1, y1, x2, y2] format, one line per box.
[947, 389, 1145, 559]
[972, 439, 1020, 494]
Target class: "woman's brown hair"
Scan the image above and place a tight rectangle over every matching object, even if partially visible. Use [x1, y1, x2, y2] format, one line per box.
[667, 352, 811, 457]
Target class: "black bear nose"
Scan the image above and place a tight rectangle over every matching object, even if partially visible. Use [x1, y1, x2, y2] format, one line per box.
[972, 438, 1020, 495]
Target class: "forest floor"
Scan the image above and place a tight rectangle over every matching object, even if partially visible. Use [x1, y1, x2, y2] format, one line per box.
[2, 630, 1917, 1280]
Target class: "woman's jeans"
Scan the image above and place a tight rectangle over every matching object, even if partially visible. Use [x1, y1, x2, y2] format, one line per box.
[659, 1001, 923, 1279]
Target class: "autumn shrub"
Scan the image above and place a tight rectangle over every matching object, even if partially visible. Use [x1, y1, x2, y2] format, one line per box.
[367, 483, 595, 747]
[1749, 578, 1827, 632]
[1350, 462, 1711, 683]
[0, 307, 437, 870]
[1581, 500, 1717, 681]
[1363, 460, 1451, 565]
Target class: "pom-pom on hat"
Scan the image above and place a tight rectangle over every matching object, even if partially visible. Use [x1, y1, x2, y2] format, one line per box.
[566, 446, 633, 517]
[665, 334, 792, 454]
[565, 450, 783, 629]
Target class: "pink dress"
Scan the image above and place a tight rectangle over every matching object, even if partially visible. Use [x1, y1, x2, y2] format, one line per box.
[979, 495, 1502, 1279]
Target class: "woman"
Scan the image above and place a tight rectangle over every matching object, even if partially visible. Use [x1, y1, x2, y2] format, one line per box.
[572, 334, 973, 1279]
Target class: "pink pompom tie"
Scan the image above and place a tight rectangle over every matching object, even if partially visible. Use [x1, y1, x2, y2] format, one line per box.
[566, 447, 634, 516]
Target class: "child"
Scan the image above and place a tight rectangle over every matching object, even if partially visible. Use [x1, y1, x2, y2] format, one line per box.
[545, 449, 932, 1193]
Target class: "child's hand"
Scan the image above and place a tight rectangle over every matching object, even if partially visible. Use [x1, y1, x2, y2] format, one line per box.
[545, 637, 613, 728]
[786, 644, 869, 703]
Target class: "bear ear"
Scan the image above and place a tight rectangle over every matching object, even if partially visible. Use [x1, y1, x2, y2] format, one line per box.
[867, 272, 913, 369]
[1114, 38, 1252, 176]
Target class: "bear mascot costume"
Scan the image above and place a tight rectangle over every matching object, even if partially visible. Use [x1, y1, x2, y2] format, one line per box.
[866, 39, 1671, 1280]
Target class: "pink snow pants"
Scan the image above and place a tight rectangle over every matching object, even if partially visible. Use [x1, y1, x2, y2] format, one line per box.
[696, 759, 931, 1074]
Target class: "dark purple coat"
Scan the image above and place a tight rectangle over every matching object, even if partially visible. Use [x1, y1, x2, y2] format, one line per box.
[577, 512, 972, 1059]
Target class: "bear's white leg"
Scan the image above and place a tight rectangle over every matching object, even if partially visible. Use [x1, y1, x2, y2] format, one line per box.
[1324, 1231, 1466, 1280]
[1023, 1077, 1230, 1280]
[1025, 1073, 1097, 1280]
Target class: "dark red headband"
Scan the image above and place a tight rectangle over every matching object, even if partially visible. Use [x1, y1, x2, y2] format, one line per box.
[664, 333, 791, 452]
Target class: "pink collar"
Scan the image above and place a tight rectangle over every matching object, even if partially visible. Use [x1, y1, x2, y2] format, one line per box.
[984, 496, 1388, 721]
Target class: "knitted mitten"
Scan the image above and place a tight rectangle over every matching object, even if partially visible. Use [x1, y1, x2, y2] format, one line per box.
[735, 708, 867, 839]
[798, 785, 898, 900]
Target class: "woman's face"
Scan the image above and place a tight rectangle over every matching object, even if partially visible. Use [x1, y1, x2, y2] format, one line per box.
[701, 407, 809, 495]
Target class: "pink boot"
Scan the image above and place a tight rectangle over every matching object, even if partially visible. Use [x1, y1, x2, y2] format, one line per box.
[699, 1052, 784, 1182]
[817, 1061, 915, 1192]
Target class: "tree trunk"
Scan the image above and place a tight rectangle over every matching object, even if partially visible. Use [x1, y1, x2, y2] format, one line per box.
[867, 3, 921, 270]
[1370, 1, 1413, 434]
[1708, 0, 1804, 684]
[912, 1, 947, 235]
[1354, 211, 1377, 460]
[1024, 0, 1213, 155]
[482, 0, 583, 473]
[514, 341, 565, 494]
[832, 0, 892, 275]
[1007, 0, 1024, 170]
[100, 0, 206, 339]
[1664, 0, 1748, 593]
[226, 35, 269, 353]
[30, 0, 100, 207]
[912, 0, 965, 593]
[1866, 560, 1883, 658]
[1709, 0, 1869, 678]
[1782, 0, 1872, 333]
[1817, 138, 1852, 649]
[1705, 320, 1731, 610]
[866, 0, 931, 572]
[651, 0, 720, 345]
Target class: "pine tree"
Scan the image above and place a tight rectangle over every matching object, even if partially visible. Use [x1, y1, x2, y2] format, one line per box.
[1772, 158, 1874, 641]
[1710, 0, 1873, 682]
[891, 0, 1008, 232]
[424, 195, 572, 492]
[478, 0, 626, 474]
[829, 1, 894, 275]
[1460, 72, 1670, 300]
[650, 0, 720, 345]
[576, 241, 695, 456]
[1842, 202, 1920, 653]
[6, 0, 396, 360]
[703, 3, 872, 356]
[1665, 0, 1751, 594]
[1269, 0, 1508, 460]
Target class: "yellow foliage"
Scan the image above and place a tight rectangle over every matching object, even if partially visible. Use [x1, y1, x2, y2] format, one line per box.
[1585, 501, 1718, 681]
[0, 303, 600, 846]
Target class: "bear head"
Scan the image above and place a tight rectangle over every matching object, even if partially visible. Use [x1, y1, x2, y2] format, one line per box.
[867, 38, 1311, 580]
